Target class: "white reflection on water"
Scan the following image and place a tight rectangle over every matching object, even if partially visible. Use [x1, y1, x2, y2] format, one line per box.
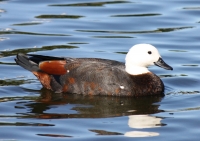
[124, 115, 162, 137]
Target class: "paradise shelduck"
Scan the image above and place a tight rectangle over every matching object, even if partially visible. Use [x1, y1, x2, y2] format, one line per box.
[15, 44, 173, 96]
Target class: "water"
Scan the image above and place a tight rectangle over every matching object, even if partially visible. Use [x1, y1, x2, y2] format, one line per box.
[0, 0, 200, 140]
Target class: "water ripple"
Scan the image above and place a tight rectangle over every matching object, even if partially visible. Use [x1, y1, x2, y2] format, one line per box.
[36, 14, 84, 19]
[49, 1, 130, 7]
[1, 45, 78, 57]
[111, 13, 161, 17]
[77, 26, 193, 34]
[183, 7, 200, 10]
[0, 30, 69, 36]
[37, 134, 72, 138]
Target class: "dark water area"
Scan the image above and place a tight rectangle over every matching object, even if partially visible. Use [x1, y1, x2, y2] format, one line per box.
[1, 0, 200, 140]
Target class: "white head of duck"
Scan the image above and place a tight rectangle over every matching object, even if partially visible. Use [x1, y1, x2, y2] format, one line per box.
[125, 44, 173, 75]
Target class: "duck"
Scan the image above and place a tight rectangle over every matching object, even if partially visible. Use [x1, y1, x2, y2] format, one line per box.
[15, 44, 173, 96]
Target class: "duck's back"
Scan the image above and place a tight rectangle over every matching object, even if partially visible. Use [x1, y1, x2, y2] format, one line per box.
[60, 58, 130, 96]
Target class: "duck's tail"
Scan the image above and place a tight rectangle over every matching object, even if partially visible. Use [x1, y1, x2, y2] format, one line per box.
[15, 53, 64, 92]
[15, 53, 39, 72]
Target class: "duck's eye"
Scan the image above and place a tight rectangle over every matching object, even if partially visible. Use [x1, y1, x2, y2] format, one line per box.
[148, 51, 152, 54]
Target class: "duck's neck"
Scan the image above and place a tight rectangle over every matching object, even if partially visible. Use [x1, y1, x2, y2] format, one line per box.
[125, 63, 150, 75]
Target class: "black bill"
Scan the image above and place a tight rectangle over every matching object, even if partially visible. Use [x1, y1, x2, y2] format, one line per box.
[154, 57, 173, 70]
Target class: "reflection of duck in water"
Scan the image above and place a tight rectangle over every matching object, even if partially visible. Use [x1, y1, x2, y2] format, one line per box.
[23, 90, 164, 137]
[23, 88, 163, 119]
[125, 115, 162, 137]
[15, 44, 172, 96]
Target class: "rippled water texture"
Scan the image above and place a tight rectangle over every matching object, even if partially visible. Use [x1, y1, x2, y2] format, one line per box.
[1, 0, 200, 140]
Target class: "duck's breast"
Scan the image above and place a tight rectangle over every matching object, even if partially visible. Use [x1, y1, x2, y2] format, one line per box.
[129, 73, 164, 96]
